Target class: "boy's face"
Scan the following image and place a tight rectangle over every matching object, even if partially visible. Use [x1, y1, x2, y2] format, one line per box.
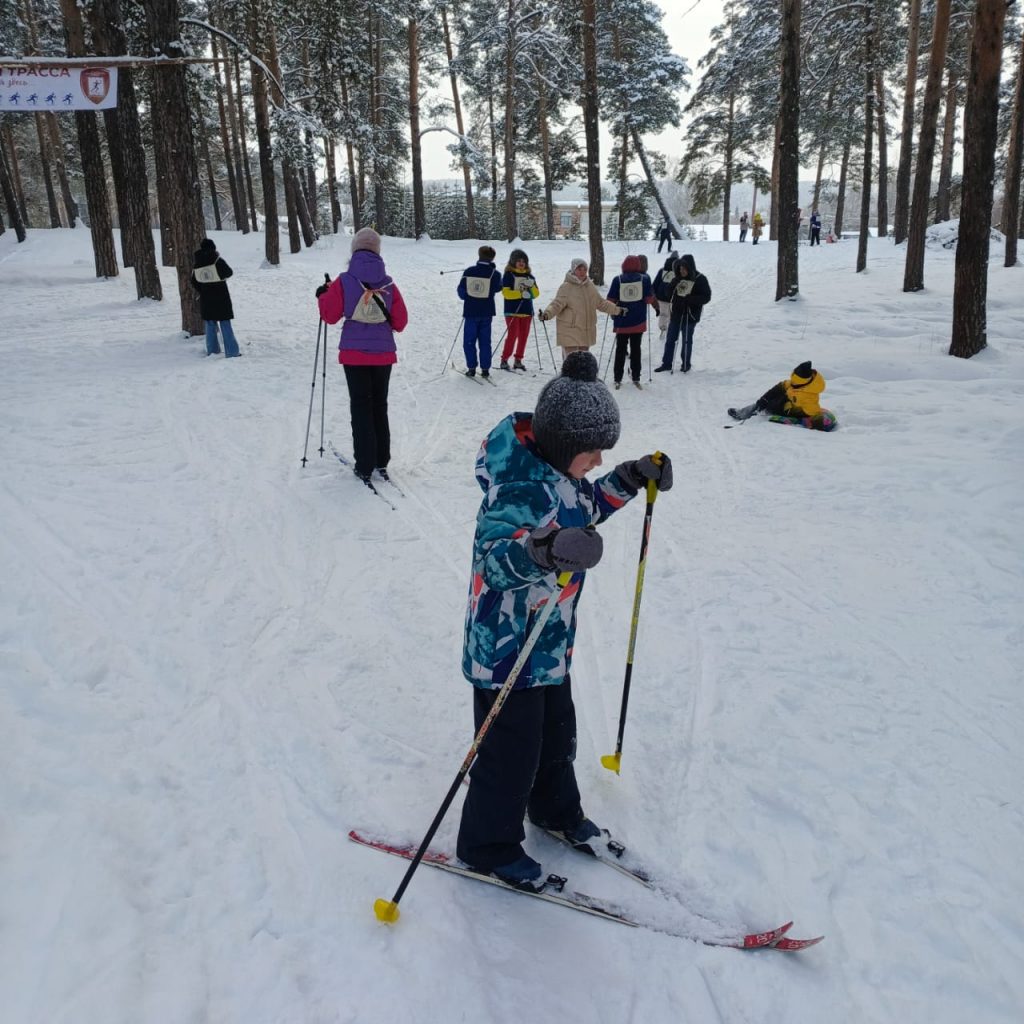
[567, 449, 603, 479]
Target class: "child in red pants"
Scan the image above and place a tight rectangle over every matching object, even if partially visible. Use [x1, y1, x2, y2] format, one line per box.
[499, 249, 539, 371]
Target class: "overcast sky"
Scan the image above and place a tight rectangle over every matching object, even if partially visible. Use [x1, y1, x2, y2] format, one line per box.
[418, 0, 722, 180]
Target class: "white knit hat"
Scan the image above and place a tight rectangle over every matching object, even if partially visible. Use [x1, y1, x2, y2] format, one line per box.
[351, 227, 381, 255]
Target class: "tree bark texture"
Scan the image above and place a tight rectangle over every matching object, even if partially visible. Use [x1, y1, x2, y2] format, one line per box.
[504, 1, 518, 243]
[229, 51, 258, 232]
[145, 0, 206, 330]
[1003, 31, 1024, 267]
[409, 17, 426, 239]
[875, 69, 888, 237]
[582, 0, 605, 284]
[0, 141, 27, 241]
[935, 70, 958, 223]
[857, 6, 875, 274]
[893, 0, 922, 243]
[903, 0, 951, 292]
[45, 115, 76, 227]
[775, 0, 800, 301]
[210, 33, 243, 231]
[249, 43, 280, 264]
[3, 125, 30, 226]
[835, 128, 851, 235]
[950, 0, 1007, 358]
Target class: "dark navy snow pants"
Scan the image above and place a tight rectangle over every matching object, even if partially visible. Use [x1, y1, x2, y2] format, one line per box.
[457, 678, 584, 872]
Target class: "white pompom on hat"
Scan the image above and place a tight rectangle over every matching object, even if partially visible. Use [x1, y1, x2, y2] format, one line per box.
[351, 227, 382, 255]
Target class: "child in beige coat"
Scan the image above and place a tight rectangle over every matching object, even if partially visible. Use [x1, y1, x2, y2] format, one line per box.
[539, 258, 624, 360]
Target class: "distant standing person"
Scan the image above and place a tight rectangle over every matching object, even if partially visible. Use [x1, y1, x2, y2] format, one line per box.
[499, 248, 539, 371]
[654, 254, 711, 374]
[457, 245, 503, 378]
[606, 255, 655, 389]
[809, 210, 822, 246]
[739, 212, 749, 243]
[752, 211, 764, 245]
[539, 258, 624, 361]
[191, 238, 240, 357]
[656, 217, 674, 253]
[316, 228, 409, 484]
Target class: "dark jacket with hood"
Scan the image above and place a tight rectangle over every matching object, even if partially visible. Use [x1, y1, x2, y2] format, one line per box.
[191, 246, 234, 321]
[652, 253, 678, 303]
[668, 254, 711, 324]
[607, 255, 655, 333]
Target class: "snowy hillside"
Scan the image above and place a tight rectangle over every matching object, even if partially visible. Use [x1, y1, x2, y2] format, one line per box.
[1, 227, 1022, 1024]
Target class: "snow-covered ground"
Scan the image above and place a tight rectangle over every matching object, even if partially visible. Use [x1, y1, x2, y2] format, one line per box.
[2, 225, 1022, 1024]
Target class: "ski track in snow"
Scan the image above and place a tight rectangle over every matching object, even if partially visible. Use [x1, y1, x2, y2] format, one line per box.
[2, 227, 1022, 1024]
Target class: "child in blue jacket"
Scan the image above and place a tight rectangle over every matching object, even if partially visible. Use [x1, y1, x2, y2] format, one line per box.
[607, 254, 656, 389]
[457, 245, 503, 377]
[456, 352, 673, 889]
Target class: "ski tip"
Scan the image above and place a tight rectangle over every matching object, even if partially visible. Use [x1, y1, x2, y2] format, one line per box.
[743, 921, 793, 948]
[600, 753, 622, 775]
[772, 934, 825, 952]
[374, 898, 401, 923]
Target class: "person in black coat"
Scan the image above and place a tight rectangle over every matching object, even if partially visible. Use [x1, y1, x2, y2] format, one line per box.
[191, 239, 241, 357]
[656, 218, 674, 253]
[654, 254, 711, 374]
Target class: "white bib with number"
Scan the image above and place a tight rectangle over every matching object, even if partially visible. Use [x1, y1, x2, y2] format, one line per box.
[464, 276, 491, 299]
[619, 280, 644, 303]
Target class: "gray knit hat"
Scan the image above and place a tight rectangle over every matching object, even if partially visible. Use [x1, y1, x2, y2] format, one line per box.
[351, 227, 381, 254]
[532, 352, 621, 475]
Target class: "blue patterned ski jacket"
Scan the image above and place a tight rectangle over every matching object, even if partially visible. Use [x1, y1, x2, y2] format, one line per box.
[463, 413, 638, 690]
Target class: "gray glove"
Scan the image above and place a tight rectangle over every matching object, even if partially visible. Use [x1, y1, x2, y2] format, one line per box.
[527, 524, 603, 572]
[615, 453, 673, 493]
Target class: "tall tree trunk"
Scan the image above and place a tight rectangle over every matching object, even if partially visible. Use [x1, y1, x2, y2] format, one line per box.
[0, 141, 27, 241]
[770, 111, 782, 241]
[617, 126, 629, 239]
[45, 115, 76, 227]
[487, 61, 498, 224]
[503, 6, 519, 243]
[903, 0, 951, 292]
[857, 6, 875, 274]
[249, 28, 280, 263]
[582, 0, 605, 283]
[145, 0, 208, 330]
[234, 54, 260, 233]
[89, 0, 161, 302]
[441, 6, 476, 236]
[224, 48, 254, 233]
[875, 69, 888, 237]
[893, 0, 922, 243]
[538, 72, 554, 239]
[935, 70, 958, 223]
[283, 164, 301, 252]
[35, 114, 63, 227]
[324, 136, 341, 233]
[197, 95, 222, 231]
[340, 76, 361, 231]
[60, 0, 118, 278]
[835, 128, 852, 235]
[211, 34, 243, 231]
[950, 0, 1007, 357]
[371, 17, 386, 232]
[775, 0, 801, 300]
[409, 16, 426, 239]
[629, 124, 682, 236]
[812, 87, 833, 212]
[3, 125, 30, 226]
[722, 91, 735, 242]
[1002, 30, 1024, 267]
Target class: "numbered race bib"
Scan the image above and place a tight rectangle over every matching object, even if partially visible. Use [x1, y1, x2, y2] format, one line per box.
[464, 276, 491, 299]
[193, 265, 222, 285]
[513, 275, 534, 294]
[674, 279, 695, 298]
[351, 290, 389, 325]
[619, 280, 644, 303]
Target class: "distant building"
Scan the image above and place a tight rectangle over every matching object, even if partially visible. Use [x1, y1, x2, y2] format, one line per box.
[549, 186, 618, 238]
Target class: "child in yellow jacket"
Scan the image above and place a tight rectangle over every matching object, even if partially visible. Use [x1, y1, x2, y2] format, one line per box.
[728, 362, 836, 430]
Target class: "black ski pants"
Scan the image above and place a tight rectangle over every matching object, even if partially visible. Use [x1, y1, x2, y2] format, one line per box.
[613, 333, 643, 383]
[457, 678, 584, 872]
[343, 364, 391, 476]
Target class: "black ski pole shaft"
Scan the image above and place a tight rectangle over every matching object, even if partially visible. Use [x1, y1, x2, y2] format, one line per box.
[318, 274, 329, 457]
[301, 317, 324, 466]
[539, 317, 556, 370]
[601, 454, 663, 775]
[374, 571, 572, 922]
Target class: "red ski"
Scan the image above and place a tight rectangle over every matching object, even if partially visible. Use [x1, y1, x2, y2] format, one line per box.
[349, 830, 822, 951]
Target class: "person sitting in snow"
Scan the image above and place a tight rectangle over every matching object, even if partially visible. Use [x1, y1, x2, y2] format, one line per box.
[457, 351, 673, 890]
[727, 361, 836, 431]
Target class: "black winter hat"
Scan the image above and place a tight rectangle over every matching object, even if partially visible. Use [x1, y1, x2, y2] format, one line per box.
[791, 361, 815, 383]
[199, 238, 217, 252]
[532, 352, 621, 475]
[509, 248, 528, 265]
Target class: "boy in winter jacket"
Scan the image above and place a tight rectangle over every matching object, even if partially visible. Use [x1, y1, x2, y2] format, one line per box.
[727, 361, 836, 430]
[499, 249, 539, 371]
[457, 245, 503, 378]
[457, 351, 673, 889]
[191, 239, 240, 357]
[607, 254, 656, 388]
[539, 258, 624, 360]
[654, 254, 711, 374]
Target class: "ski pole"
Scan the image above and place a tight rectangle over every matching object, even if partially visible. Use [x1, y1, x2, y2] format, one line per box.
[439, 268, 464, 275]
[440, 318, 464, 375]
[318, 301, 328, 457]
[539, 316, 556, 369]
[601, 453, 663, 776]
[374, 571, 573, 923]
[301, 283, 329, 466]
[647, 307, 653, 382]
